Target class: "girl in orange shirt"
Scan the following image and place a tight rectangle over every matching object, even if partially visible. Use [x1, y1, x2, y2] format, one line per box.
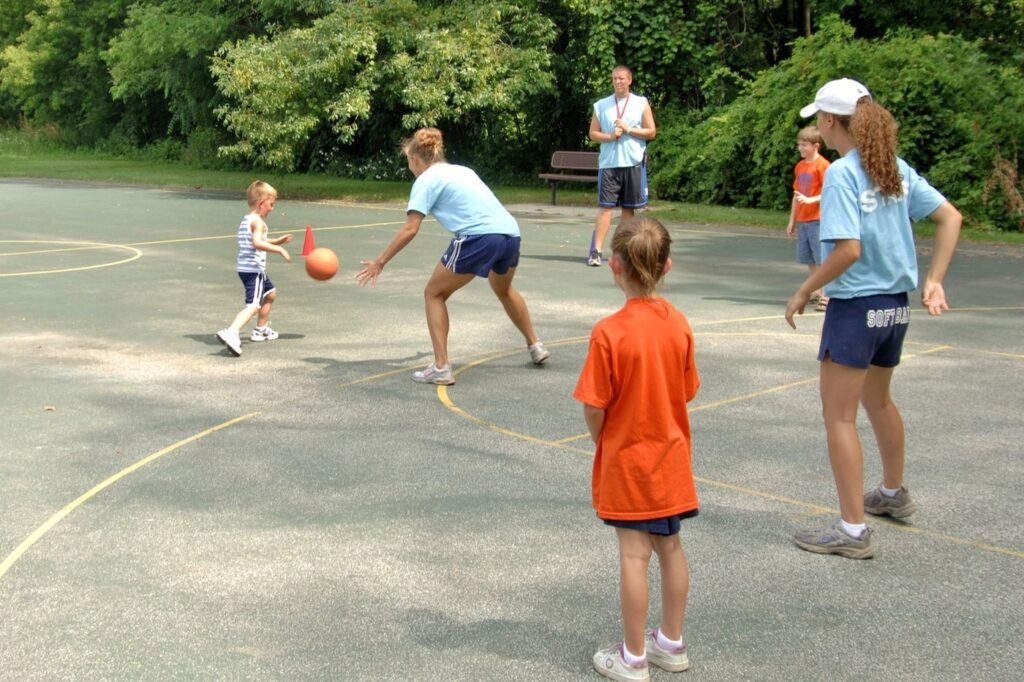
[574, 217, 700, 681]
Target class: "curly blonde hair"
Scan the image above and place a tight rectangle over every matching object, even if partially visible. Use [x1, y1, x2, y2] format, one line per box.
[838, 98, 902, 197]
[402, 127, 446, 165]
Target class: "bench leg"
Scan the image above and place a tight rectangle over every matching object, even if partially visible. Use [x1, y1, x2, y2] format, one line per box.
[550, 181, 557, 206]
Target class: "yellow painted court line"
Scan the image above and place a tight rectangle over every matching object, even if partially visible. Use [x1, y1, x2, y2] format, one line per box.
[0, 243, 128, 257]
[438, 386, 581, 452]
[125, 220, 406, 247]
[0, 221, 408, 276]
[946, 306, 1024, 313]
[0, 412, 259, 582]
[948, 347, 1024, 360]
[690, 377, 820, 413]
[431, 336, 1024, 561]
[311, 200, 408, 212]
[337, 337, 590, 390]
[0, 240, 143, 277]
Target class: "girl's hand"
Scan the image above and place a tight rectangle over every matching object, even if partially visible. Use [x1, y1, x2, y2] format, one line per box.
[355, 260, 382, 287]
[922, 280, 949, 316]
[785, 290, 810, 329]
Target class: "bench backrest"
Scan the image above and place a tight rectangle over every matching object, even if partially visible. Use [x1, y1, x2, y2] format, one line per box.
[550, 150, 599, 171]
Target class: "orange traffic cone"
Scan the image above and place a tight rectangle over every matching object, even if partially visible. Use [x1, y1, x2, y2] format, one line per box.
[301, 225, 316, 256]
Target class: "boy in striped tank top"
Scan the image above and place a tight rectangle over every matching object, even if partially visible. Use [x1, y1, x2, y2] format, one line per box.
[216, 181, 292, 356]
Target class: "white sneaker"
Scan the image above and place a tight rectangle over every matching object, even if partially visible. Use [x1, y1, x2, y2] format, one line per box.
[588, 250, 603, 267]
[593, 643, 649, 681]
[216, 328, 241, 356]
[645, 629, 689, 672]
[528, 341, 550, 365]
[250, 325, 279, 342]
[412, 363, 455, 385]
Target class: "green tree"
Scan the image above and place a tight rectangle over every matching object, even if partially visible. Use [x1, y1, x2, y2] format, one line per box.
[210, 0, 556, 173]
[822, 0, 1024, 65]
[648, 16, 1024, 230]
[104, 0, 338, 139]
[0, 0, 41, 123]
[0, 0, 132, 144]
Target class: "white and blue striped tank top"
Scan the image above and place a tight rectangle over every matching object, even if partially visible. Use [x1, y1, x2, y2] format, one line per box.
[236, 213, 266, 273]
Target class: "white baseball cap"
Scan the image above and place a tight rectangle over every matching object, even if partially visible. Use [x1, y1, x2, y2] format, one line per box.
[800, 78, 871, 118]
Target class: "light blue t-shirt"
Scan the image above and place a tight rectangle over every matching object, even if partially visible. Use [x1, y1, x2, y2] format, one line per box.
[593, 93, 648, 169]
[407, 163, 519, 238]
[820, 150, 945, 299]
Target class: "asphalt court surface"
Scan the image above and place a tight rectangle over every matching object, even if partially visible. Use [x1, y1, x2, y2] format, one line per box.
[1, 178, 1022, 680]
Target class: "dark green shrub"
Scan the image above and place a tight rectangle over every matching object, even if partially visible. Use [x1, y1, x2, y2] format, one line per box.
[649, 16, 1024, 231]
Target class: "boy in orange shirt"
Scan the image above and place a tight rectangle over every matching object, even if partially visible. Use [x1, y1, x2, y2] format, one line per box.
[575, 217, 700, 681]
[785, 126, 831, 311]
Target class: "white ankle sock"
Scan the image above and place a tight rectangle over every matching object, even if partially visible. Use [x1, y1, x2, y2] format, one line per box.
[656, 628, 682, 650]
[880, 485, 901, 497]
[841, 520, 867, 538]
[622, 644, 646, 665]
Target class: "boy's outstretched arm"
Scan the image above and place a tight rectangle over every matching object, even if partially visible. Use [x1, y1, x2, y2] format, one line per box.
[251, 220, 291, 262]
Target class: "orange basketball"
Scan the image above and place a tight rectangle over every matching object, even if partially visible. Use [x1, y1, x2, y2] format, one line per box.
[305, 247, 339, 281]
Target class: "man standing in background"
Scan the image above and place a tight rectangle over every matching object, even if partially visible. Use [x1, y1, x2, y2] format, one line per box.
[587, 65, 657, 266]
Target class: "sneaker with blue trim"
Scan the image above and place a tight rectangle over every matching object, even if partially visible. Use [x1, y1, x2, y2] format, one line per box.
[864, 485, 917, 519]
[645, 629, 689, 672]
[412, 363, 454, 385]
[588, 250, 603, 267]
[793, 521, 875, 559]
[593, 643, 649, 681]
[250, 325, 279, 342]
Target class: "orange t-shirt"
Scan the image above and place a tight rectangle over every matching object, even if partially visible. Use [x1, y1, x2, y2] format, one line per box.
[573, 297, 700, 521]
[793, 154, 830, 223]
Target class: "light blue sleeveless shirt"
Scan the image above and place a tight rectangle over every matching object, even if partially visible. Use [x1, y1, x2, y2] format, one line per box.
[820, 150, 945, 298]
[407, 163, 519, 238]
[236, 213, 266, 273]
[593, 92, 648, 169]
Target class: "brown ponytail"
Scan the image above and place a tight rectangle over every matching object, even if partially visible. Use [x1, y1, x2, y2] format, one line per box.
[402, 127, 446, 165]
[611, 217, 672, 294]
[846, 99, 902, 197]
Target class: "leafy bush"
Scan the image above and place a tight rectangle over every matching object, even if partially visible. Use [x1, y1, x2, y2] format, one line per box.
[648, 17, 1024, 230]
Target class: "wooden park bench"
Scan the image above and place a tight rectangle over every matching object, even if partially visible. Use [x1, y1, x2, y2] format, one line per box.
[538, 151, 599, 205]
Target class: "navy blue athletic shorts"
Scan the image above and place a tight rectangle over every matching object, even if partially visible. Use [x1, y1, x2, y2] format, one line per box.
[602, 509, 699, 536]
[440, 234, 521, 277]
[818, 292, 911, 369]
[598, 164, 648, 209]
[238, 271, 275, 306]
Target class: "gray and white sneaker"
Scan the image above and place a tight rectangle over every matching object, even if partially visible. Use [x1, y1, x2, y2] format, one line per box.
[864, 485, 917, 519]
[793, 521, 875, 559]
[645, 629, 689, 672]
[529, 341, 551, 365]
[412, 363, 454, 385]
[216, 328, 242, 357]
[250, 325, 279, 342]
[593, 643, 650, 681]
[588, 250, 603, 267]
